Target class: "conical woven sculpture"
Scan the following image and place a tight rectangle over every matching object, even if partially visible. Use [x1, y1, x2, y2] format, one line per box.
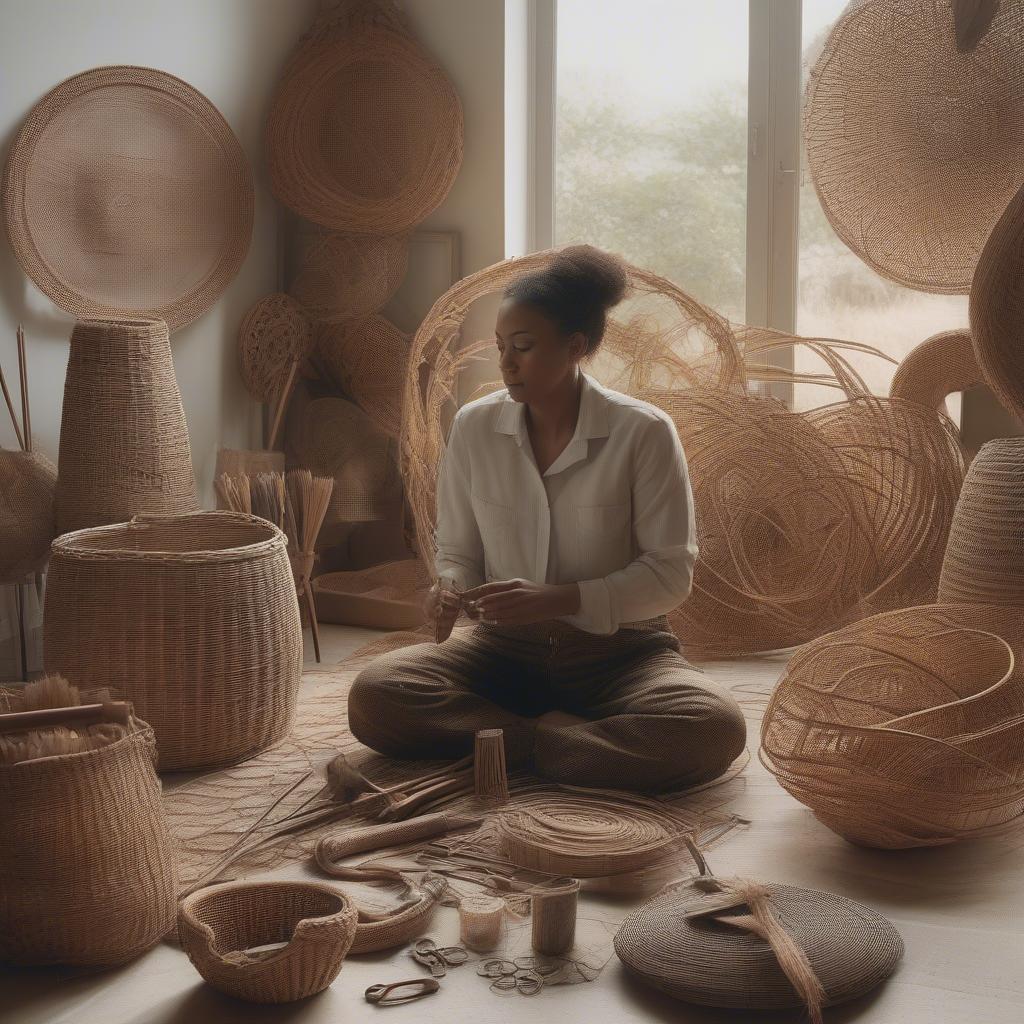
[614, 875, 903, 1015]
[55, 318, 198, 534]
[0, 677, 178, 966]
[0, 449, 56, 581]
[938, 437, 1024, 605]
[760, 603, 1024, 848]
[178, 881, 357, 1003]
[44, 511, 302, 771]
[890, 329, 983, 414]
[803, 0, 1024, 293]
[970, 181, 1024, 423]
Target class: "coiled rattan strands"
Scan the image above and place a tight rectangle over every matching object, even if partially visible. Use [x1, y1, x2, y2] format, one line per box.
[938, 437, 1024, 605]
[494, 795, 689, 878]
[613, 879, 903, 1012]
[177, 881, 357, 1003]
[348, 876, 449, 954]
[266, 21, 463, 233]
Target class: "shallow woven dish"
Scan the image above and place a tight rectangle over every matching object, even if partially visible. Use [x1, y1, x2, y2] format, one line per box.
[614, 878, 903, 1010]
[178, 881, 357, 1003]
[266, 23, 463, 233]
[313, 559, 428, 629]
[803, 0, 1024, 293]
[55, 318, 198, 534]
[0, 449, 56, 581]
[760, 603, 1024, 848]
[3, 66, 253, 331]
[44, 511, 303, 771]
[938, 437, 1024, 605]
[0, 689, 178, 966]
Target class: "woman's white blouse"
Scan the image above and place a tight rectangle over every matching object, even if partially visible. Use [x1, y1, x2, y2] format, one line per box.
[433, 371, 699, 635]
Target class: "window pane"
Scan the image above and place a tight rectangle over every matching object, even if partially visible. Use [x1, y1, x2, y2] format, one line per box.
[797, 0, 967, 422]
[554, 0, 749, 322]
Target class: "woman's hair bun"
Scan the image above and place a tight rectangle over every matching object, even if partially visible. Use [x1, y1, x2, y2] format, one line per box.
[547, 244, 629, 312]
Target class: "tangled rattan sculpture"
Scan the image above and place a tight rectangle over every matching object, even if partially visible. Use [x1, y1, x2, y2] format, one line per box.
[760, 603, 1024, 848]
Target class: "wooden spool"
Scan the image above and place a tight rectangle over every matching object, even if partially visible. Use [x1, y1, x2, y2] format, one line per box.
[473, 728, 509, 804]
[531, 880, 580, 956]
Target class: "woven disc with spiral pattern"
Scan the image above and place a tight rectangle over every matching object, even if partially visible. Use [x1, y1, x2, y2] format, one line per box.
[614, 878, 903, 1010]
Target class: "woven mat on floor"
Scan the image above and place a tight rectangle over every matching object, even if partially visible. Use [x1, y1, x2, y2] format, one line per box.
[162, 626, 751, 892]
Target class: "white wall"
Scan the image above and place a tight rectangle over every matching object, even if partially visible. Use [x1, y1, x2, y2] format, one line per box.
[0, 0, 508, 507]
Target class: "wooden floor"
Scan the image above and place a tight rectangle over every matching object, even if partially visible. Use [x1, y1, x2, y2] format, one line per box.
[3, 624, 1022, 1024]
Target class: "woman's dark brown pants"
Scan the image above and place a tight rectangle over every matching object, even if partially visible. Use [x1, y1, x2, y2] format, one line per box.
[348, 617, 746, 794]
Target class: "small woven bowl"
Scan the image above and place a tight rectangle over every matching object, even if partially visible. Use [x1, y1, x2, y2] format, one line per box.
[178, 881, 357, 1003]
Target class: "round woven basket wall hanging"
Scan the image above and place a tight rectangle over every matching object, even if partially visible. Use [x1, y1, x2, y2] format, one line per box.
[266, 24, 463, 233]
[3, 66, 253, 332]
[803, 0, 1024, 293]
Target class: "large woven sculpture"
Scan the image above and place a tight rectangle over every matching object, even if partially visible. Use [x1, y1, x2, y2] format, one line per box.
[615, 875, 903, 1016]
[0, 677, 178, 965]
[3, 66, 252, 331]
[0, 449, 56, 581]
[803, 0, 1024, 293]
[760, 604, 1024, 848]
[970, 181, 1024, 423]
[403, 249, 962, 656]
[289, 227, 409, 322]
[316, 315, 409, 438]
[890, 329, 983, 413]
[938, 437, 1024, 605]
[44, 511, 302, 771]
[266, 2, 463, 234]
[55, 318, 198, 534]
[178, 881, 357, 1003]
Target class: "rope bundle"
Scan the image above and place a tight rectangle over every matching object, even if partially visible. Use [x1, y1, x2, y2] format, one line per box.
[614, 876, 903, 1015]
[494, 794, 691, 878]
[177, 881, 357, 1003]
[760, 603, 1024, 848]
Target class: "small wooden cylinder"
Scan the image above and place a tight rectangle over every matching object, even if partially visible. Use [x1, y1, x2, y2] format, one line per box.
[458, 894, 505, 952]
[531, 880, 580, 956]
[473, 728, 509, 804]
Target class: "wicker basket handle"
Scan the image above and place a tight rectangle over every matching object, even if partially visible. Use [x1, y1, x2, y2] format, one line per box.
[0, 701, 131, 735]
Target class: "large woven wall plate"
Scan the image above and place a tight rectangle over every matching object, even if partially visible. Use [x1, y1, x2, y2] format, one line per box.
[266, 24, 464, 233]
[3, 66, 254, 332]
[803, 0, 1024, 294]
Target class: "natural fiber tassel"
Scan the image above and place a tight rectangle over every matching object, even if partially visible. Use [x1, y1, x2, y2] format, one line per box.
[473, 728, 509, 804]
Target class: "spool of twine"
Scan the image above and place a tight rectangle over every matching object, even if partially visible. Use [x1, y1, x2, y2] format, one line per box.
[531, 880, 580, 956]
[473, 728, 509, 804]
[459, 894, 505, 953]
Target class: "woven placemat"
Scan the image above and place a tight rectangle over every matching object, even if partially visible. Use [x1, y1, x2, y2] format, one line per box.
[3, 65, 253, 332]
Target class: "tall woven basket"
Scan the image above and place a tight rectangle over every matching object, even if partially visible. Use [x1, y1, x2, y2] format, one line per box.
[0, 691, 178, 966]
[44, 511, 303, 771]
[55, 318, 198, 534]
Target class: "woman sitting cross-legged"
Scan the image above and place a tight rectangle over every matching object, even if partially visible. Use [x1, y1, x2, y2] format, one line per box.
[348, 245, 745, 794]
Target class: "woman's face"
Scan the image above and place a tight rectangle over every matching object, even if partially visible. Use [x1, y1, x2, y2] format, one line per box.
[494, 298, 587, 404]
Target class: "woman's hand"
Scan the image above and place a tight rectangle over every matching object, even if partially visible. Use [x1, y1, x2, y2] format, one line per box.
[424, 579, 464, 642]
[461, 579, 581, 626]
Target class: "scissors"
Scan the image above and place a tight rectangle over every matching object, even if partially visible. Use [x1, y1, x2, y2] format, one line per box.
[365, 977, 440, 1006]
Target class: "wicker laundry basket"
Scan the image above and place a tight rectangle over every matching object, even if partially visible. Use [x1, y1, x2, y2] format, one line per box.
[0, 685, 178, 965]
[55, 318, 198, 534]
[178, 881, 357, 1003]
[44, 511, 302, 771]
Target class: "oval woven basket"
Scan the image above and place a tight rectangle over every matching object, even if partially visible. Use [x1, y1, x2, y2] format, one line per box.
[0, 686, 178, 966]
[55, 318, 198, 534]
[2, 65, 253, 331]
[267, 23, 463, 233]
[178, 881, 357, 1003]
[938, 436, 1024, 605]
[43, 511, 303, 771]
[0, 448, 56, 582]
[803, 0, 1024, 293]
[760, 603, 1024, 848]
[614, 877, 903, 1011]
